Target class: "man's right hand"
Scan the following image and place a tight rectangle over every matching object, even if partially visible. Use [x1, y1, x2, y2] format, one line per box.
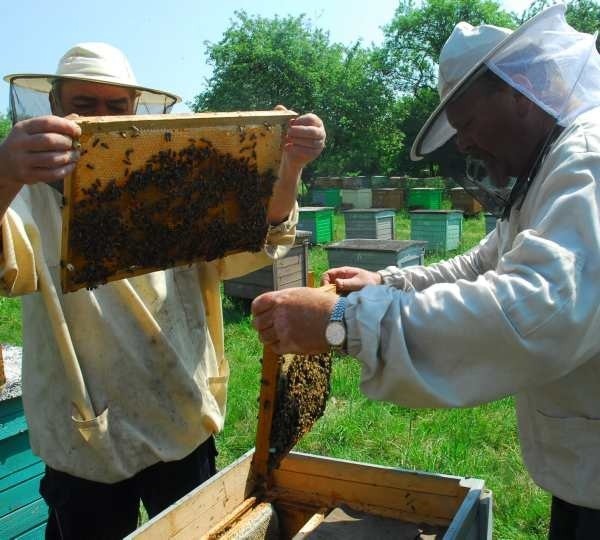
[322, 266, 382, 293]
[0, 115, 81, 189]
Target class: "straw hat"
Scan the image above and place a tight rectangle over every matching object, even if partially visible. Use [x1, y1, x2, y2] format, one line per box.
[410, 4, 569, 161]
[4, 42, 180, 107]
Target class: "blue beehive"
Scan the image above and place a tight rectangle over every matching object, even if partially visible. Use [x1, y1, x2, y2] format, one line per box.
[0, 347, 47, 539]
[409, 210, 464, 252]
[344, 209, 396, 240]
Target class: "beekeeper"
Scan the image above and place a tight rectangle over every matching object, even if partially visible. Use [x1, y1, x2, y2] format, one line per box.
[0, 42, 325, 539]
[252, 5, 600, 536]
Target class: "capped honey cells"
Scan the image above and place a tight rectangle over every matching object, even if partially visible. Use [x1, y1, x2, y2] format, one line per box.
[66, 138, 276, 290]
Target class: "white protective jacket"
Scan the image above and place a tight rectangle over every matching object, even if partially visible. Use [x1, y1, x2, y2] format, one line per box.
[1, 182, 296, 483]
[345, 106, 600, 509]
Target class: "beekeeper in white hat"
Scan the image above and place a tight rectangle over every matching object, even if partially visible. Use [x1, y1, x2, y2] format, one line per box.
[252, 5, 600, 536]
[0, 42, 325, 538]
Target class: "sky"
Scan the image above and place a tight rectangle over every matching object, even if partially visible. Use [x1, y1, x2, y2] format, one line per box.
[2, 0, 531, 115]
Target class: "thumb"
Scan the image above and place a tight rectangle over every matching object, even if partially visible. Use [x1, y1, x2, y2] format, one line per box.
[335, 276, 361, 293]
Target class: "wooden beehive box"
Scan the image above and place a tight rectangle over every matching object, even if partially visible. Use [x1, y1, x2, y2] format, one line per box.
[61, 110, 296, 293]
[129, 340, 492, 540]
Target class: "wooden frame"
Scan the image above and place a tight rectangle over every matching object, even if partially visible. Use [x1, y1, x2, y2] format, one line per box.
[61, 110, 296, 293]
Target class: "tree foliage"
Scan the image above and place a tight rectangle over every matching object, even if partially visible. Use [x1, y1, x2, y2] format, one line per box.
[0, 114, 10, 141]
[191, 1, 599, 179]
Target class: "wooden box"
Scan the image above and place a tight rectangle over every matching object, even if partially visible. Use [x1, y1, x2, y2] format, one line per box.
[325, 239, 426, 272]
[310, 188, 342, 208]
[61, 110, 295, 293]
[0, 346, 47, 539]
[223, 231, 311, 300]
[406, 188, 443, 210]
[343, 209, 396, 240]
[371, 188, 405, 210]
[450, 188, 483, 216]
[298, 207, 335, 244]
[128, 449, 492, 539]
[410, 210, 464, 252]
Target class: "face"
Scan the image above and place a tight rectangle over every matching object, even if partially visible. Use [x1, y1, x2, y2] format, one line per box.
[446, 79, 528, 187]
[55, 80, 136, 116]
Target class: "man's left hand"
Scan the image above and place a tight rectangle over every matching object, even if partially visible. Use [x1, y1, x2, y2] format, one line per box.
[281, 112, 326, 171]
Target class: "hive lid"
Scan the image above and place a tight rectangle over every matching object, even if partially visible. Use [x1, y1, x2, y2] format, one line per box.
[325, 239, 427, 252]
[61, 110, 296, 293]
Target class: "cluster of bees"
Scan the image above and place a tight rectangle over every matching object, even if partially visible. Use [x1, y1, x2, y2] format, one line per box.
[268, 353, 333, 469]
[67, 135, 277, 289]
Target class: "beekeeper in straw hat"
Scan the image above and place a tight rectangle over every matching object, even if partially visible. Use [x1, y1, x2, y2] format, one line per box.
[0, 42, 325, 538]
[252, 5, 600, 535]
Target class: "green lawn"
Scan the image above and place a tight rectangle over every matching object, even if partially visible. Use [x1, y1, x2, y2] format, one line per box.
[1, 211, 549, 537]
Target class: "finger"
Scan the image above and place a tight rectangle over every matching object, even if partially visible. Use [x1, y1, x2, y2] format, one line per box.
[286, 124, 325, 140]
[25, 163, 77, 184]
[251, 292, 277, 316]
[335, 277, 361, 292]
[26, 150, 80, 169]
[290, 113, 322, 127]
[26, 132, 78, 153]
[257, 326, 279, 345]
[23, 116, 81, 138]
[274, 104, 288, 111]
[252, 313, 274, 332]
[321, 274, 332, 285]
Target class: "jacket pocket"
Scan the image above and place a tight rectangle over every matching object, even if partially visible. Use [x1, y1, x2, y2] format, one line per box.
[71, 407, 110, 445]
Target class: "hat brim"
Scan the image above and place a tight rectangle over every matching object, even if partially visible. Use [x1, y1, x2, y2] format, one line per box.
[410, 3, 564, 161]
[3, 73, 181, 105]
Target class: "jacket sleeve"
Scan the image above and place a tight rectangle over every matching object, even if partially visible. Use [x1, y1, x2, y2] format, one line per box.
[0, 192, 39, 297]
[345, 147, 600, 409]
[378, 232, 499, 292]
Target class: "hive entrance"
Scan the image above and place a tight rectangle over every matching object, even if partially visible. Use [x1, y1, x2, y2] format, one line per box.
[61, 111, 296, 293]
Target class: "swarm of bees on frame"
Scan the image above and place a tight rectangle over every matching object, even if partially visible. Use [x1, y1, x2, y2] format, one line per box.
[65, 127, 277, 289]
[268, 353, 333, 470]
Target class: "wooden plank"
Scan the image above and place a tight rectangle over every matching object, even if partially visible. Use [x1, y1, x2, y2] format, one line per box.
[128, 450, 255, 539]
[0, 432, 42, 480]
[252, 346, 281, 487]
[271, 469, 461, 521]
[61, 110, 296, 293]
[0, 498, 48, 540]
[0, 474, 45, 518]
[203, 496, 257, 539]
[276, 453, 465, 498]
[0, 460, 44, 493]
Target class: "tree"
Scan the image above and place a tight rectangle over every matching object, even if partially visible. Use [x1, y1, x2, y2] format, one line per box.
[192, 12, 397, 176]
[0, 114, 10, 141]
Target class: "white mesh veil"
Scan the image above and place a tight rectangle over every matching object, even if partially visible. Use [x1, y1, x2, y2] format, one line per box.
[411, 4, 600, 216]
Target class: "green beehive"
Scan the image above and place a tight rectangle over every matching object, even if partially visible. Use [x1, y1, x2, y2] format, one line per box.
[310, 188, 342, 208]
[298, 207, 335, 244]
[344, 209, 396, 240]
[0, 347, 48, 539]
[410, 210, 464, 252]
[370, 175, 389, 188]
[407, 188, 444, 210]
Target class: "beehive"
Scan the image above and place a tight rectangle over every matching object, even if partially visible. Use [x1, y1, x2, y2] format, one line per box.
[325, 239, 426, 272]
[410, 210, 464, 252]
[450, 187, 483, 216]
[343, 209, 396, 240]
[61, 110, 296, 293]
[310, 188, 342, 208]
[372, 188, 405, 210]
[406, 188, 444, 210]
[341, 189, 372, 209]
[223, 230, 311, 300]
[0, 347, 47, 539]
[484, 213, 497, 235]
[298, 207, 335, 244]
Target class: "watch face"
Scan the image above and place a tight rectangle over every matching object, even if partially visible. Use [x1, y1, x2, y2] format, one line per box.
[326, 321, 346, 347]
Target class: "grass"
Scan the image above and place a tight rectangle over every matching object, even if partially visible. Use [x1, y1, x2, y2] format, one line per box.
[0, 210, 549, 537]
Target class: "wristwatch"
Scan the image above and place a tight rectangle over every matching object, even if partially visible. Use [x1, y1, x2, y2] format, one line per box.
[325, 296, 347, 350]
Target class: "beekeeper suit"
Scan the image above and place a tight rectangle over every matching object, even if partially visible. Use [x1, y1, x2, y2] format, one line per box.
[251, 5, 600, 536]
[1, 42, 326, 539]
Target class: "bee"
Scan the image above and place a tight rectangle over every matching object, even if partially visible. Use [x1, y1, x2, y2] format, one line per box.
[86, 163, 95, 170]
[164, 131, 172, 142]
[92, 138, 100, 147]
[100, 142, 110, 149]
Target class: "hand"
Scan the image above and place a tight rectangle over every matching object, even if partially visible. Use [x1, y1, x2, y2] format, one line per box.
[281, 111, 326, 171]
[0, 115, 81, 189]
[252, 287, 338, 355]
[322, 266, 382, 293]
